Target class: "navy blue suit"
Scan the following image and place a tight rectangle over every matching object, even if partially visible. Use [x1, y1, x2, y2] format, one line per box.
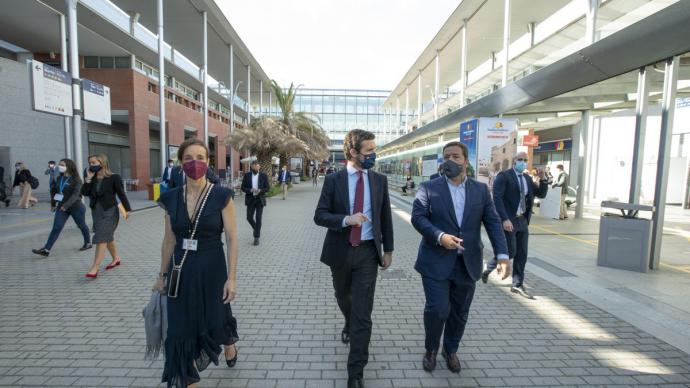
[412, 176, 507, 353]
[277, 170, 291, 184]
[487, 169, 548, 287]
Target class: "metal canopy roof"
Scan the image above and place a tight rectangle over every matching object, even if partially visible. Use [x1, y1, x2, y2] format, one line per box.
[0, 0, 271, 107]
[380, 0, 690, 152]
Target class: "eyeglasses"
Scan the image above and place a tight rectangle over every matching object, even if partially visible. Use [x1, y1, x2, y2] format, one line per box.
[516, 158, 528, 162]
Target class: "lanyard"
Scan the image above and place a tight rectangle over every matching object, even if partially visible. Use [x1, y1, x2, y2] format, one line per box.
[59, 177, 71, 194]
[183, 181, 209, 235]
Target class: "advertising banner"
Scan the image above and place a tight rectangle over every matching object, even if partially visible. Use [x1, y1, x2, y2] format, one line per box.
[30, 60, 72, 117]
[82, 79, 112, 125]
[422, 154, 438, 176]
[460, 117, 517, 184]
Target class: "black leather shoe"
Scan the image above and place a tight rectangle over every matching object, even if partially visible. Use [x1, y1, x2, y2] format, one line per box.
[341, 329, 350, 344]
[253, 238, 259, 246]
[481, 269, 491, 284]
[441, 348, 461, 373]
[225, 344, 237, 368]
[347, 377, 364, 388]
[510, 285, 534, 299]
[422, 350, 437, 371]
[32, 248, 49, 257]
[79, 243, 93, 251]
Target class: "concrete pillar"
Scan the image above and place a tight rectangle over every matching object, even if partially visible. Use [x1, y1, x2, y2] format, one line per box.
[157, 0, 167, 174]
[202, 11, 208, 146]
[66, 0, 84, 174]
[59, 13, 72, 159]
[501, 0, 511, 87]
[629, 66, 649, 204]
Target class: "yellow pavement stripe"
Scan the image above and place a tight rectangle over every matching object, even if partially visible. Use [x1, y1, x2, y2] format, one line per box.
[0, 218, 51, 230]
[531, 224, 690, 275]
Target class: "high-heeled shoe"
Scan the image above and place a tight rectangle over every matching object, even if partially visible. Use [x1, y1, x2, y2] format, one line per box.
[225, 344, 238, 368]
[84, 272, 98, 279]
[105, 259, 121, 270]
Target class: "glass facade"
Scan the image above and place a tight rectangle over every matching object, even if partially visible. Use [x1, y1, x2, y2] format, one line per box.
[292, 89, 393, 148]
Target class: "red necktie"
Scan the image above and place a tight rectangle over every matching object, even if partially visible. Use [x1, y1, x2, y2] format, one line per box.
[349, 171, 364, 246]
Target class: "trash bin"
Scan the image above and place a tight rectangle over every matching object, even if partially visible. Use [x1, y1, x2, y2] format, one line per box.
[597, 201, 654, 273]
[149, 183, 161, 201]
[291, 172, 300, 184]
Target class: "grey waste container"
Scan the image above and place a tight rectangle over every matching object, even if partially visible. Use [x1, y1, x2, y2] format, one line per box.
[597, 201, 654, 273]
[291, 172, 300, 184]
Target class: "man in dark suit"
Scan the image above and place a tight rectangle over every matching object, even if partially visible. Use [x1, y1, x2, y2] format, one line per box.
[241, 160, 269, 246]
[411, 141, 509, 374]
[168, 163, 220, 189]
[161, 159, 174, 186]
[277, 165, 291, 200]
[314, 129, 394, 388]
[482, 151, 548, 299]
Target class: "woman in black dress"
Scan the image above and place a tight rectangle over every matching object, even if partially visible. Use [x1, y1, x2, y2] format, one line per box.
[82, 154, 131, 278]
[153, 138, 239, 388]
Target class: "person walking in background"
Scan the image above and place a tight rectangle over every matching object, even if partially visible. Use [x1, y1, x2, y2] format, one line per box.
[13, 162, 38, 209]
[152, 138, 239, 388]
[411, 141, 509, 374]
[45, 160, 58, 210]
[544, 165, 554, 184]
[81, 154, 131, 279]
[32, 159, 92, 257]
[483, 151, 548, 299]
[241, 160, 269, 246]
[312, 166, 318, 188]
[552, 164, 569, 220]
[277, 165, 291, 200]
[314, 129, 394, 388]
[161, 159, 174, 188]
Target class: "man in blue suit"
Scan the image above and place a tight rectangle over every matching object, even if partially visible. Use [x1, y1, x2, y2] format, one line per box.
[482, 151, 548, 298]
[277, 165, 291, 200]
[411, 141, 509, 374]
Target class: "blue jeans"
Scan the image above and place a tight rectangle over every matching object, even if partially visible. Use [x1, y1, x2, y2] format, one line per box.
[44, 203, 91, 250]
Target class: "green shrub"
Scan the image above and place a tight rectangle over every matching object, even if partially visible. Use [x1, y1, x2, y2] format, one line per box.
[301, 176, 310, 182]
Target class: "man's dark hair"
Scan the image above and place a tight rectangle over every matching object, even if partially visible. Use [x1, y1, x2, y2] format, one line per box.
[49, 160, 56, 165]
[251, 160, 260, 166]
[343, 129, 375, 161]
[167, 159, 173, 163]
[556, 164, 564, 170]
[442, 141, 469, 160]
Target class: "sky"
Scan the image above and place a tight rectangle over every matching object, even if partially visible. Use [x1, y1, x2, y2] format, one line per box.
[216, 0, 460, 91]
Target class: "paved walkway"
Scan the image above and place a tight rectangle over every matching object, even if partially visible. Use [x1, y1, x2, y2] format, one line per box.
[1, 184, 689, 387]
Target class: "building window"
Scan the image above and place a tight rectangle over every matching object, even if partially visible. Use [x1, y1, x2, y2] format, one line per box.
[115, 57, 130, 69]
[84, 56, 99, 68]
[100, 57, 114, 68]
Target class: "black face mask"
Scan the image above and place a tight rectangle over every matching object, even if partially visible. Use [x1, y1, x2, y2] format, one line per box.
[89, 165, 102, 173]
[442, 160, 464, 179]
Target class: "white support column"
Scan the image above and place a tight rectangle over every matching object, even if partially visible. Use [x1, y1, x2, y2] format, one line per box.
[404, 87, 410, 133]
[247, 64, 251, 124]
[586, 0, 600, 44]
[650, 56, 680, 270]
[202, 11, 208, 146]
[59, 13, 72, 159]
[573, 110, 590, 219]
[396, 97, 401, 136]
[417, 70, 422, 129]
[229, 44, 235, 180]
[460, 19, 468, 108]
[629, 66, 649, 204]
[67, 0, 83, 174]
[501, 0, 511, 87]
[434, 50, 440, 120]
[260, 80, 263, 115]
[157, 0, 167, 174]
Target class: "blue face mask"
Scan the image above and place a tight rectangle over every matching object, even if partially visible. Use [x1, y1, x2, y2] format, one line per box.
[515, 161, 527, 173]
[359, 152, 376, 170]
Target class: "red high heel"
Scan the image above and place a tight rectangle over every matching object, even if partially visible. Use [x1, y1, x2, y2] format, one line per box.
[105, 260, 121, 270]
[85, 272, 98, 279]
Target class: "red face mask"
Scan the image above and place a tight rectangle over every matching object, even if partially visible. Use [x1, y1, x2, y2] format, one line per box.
[182, 160, 208, 180]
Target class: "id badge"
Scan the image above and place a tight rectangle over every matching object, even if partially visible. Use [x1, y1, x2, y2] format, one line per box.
[53, 193, 64, 201]
[182, 238, 198, 251]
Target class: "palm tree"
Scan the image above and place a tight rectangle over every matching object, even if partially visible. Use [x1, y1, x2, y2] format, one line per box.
[270, 81, 329, 174]
[225, 116, 306, 175]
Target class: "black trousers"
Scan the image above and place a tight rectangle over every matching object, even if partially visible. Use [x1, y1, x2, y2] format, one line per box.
[486, 215, 529, 287]
[246, 200, 264, 238]
[330, 241, 379, 379]
[422, 255, 476, 354]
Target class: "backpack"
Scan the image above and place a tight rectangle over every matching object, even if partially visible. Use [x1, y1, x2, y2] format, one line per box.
[28, 176, 39, 190]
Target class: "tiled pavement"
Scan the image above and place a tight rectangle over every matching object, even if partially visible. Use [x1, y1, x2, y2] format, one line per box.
[1, 183, 689, 387]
